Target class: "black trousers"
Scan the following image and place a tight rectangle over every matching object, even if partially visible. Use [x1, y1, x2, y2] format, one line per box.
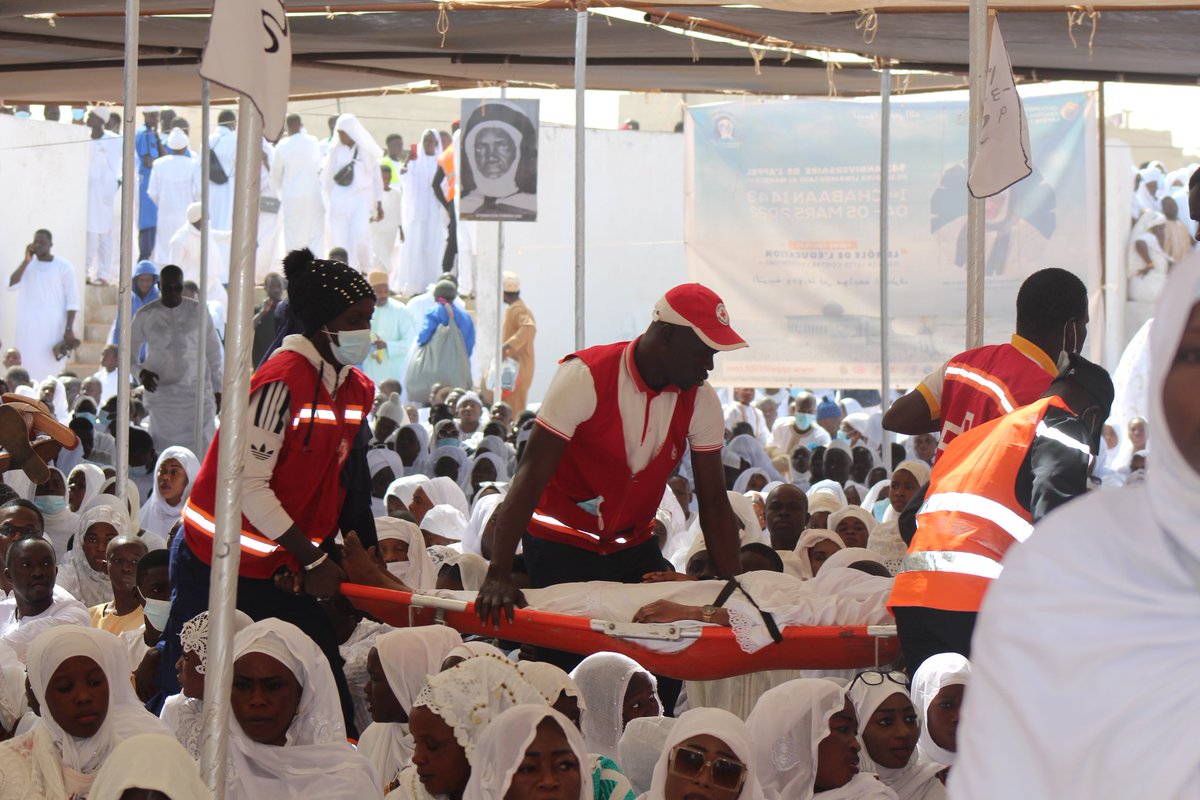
[138, 226, 155, 261]
[160, 534, 360, 736]
[892, 605, 978, 676]
[441, 213, 458, 273]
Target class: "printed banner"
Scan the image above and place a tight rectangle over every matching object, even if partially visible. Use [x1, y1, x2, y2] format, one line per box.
[200, 0, 292, 142]
[458, 99, 540, 222]
[686, 91, 1099, 389]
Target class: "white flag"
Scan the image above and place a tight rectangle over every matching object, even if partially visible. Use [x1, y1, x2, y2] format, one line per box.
[200, 0, 291, 143]
[968, 16, 1031, 198]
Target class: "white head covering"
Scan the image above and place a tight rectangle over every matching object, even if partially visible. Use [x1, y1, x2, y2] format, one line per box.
[68, 463, 106, 513]
[405, 128, 445, 222]
[677, 490, 766, 570]
[441, 550, 488, 590]
[65, 495, 133, 605]
[793, 528, 845, 579]
[141, 446, 200, 539]
[413, 655, 545, 765]
[226, 619, 379, 799]
[470, 451, 510, 487]
[463, 108, 527, 201]
[444, 640, 511, 666]
[178, 609, 254, 675]
[617, 716, 677, 796]
[421, 504, 468, 542]
[859, 479, 891, 516]
[726, 434, 784, 482]
[0, 642, 26, 734]
[333, 113, 383, 158]
[847, 672, 944, 800]
[829, 506, 877, 540]
[463, 705, 592, 800]
[166, 127, 190, 151]
[376, 392, 406, 425]
[368, 447, 405, 486]
[732, 467, 770, 494]
[88, 733, 208, 800]
[891, 459, 931, 487]
[27, 627, 166, 783]
[98, 477, 141, 529]
[821, 547, 886, 572]
[569, 652, 661, 759]
[746, 678, 847, 800]
[39, 377, 69, 423]
[462, 492, 503, 556]
[376, 516, 437, 590]
[646, 707, 765, 800]
[911, 653, 970, 767]
[386, 475, 430, 511]
[516, 661, 586, 708]
[808, 479, 848, 507]
[423, 474, 470, 516]
[397, 423, 432, 475]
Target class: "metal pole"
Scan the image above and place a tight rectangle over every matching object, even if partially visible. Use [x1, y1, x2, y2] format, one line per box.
[195, 80, 211, 456]
[114, 0, 139, 499]
[965, 0, 988, 349]
[495, 86, 507, 404]
[573, 3, 588, 350]
[198, 95, 262, 797]
[879, 69, 893, 474]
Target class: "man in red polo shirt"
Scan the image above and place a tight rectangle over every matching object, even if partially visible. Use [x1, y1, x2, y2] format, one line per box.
[476, 284, 747, 625]
[884, 267, 1090, 459]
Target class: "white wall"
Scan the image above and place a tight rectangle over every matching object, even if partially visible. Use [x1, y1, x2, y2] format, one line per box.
[0, 116, 90, 356]
[472, 125, 687, 406]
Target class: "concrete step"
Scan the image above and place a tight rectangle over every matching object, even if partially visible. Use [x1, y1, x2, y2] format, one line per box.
[85, 284, 120, 306]
[86, 304, 118, 326]
[84, 322, 113, 343]
[75, 341, 106, 365]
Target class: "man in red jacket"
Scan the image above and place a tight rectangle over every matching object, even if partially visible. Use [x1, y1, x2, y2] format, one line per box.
[476, 284, 747, 629]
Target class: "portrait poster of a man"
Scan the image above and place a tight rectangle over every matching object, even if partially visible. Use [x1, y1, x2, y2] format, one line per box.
[458, 99, 539, 222]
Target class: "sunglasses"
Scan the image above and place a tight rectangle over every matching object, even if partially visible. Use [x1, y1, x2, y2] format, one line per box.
[669, 745, 748, 792]
[850, 669, 909, 692]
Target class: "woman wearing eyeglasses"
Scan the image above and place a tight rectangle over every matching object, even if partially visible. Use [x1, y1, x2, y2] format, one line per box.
[644, 707, 763, 800]
[847, 671, 946, 800]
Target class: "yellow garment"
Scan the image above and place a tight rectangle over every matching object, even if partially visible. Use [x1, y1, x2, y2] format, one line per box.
[89, 602, 145, 636]
[1163, 219, 1193, 265]
[501, 297, 537, 412]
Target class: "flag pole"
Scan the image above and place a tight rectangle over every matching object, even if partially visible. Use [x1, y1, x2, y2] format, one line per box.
[965, 0, 987, 349]
[879, 68, 893, 474]
[114, 0, 139, 501]
[198, 95, 262, 796]
[573, 1, 588, 350]
[195, 79, 211, 456]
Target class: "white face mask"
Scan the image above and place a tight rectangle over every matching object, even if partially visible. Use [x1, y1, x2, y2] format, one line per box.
[142, 597, 171, 631]
[1057, 320, 1080, 372]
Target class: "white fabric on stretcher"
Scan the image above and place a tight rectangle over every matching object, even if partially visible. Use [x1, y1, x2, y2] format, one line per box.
[429, 567, 894, 654]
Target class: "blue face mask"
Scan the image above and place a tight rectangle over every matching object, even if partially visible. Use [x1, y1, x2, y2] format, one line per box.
[34, 496, 66, 515]
[97, 410, 110, 428]
[436, 437, 459, 449]
[324, 326, 373, 366]
[142, 597, 171, 631]
[836, 430, 851, 441]
[72, 108, 86, 121]
[794, 413, 816, 430]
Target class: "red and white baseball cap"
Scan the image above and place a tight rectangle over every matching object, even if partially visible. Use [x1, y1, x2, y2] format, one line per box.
[652, 284, 747, 351]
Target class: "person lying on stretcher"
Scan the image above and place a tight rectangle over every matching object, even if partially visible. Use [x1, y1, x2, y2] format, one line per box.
[341, 532, 893, 653]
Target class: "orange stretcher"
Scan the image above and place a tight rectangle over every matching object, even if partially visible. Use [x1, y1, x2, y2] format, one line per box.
[341, 583, 900, 681]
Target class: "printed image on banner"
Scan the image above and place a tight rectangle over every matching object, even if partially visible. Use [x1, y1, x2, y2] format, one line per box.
[458, 99, 540, 222]
[685, 91, 1099, 389]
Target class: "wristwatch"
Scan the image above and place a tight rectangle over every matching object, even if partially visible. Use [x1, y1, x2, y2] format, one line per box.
[700, 604, 718, 623]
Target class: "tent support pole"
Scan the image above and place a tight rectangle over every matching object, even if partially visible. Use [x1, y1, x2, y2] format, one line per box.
[965, 0, 987, 349]
[574, 2, 588, 350]
[114, 0, 139, 500]
[879, 68, 893, 473]
[195, 79, 211, 456]
[198, 95, 262, 798]
[495, 85, 508, 402]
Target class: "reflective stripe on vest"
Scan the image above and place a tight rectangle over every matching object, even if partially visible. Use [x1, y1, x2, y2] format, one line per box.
[1035, 420, 1091, 456]
[919, 491, 1034, 544]
[292, 403, 363, 428]
[944, 364, 1016, 414]
[183, 500, 323, 558]
[898, 550, 1005, 580]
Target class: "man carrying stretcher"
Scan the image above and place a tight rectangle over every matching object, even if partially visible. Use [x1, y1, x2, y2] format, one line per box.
[475, 284, 748, 626]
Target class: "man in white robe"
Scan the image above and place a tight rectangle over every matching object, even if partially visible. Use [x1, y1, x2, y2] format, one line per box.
[256, 138, 281, 282]
[85, 108, 122, 285]
[321, 114, 384, 272]
[0, 537, 92, 663]
[361, 270, 418, 386]
[371, 163, 404, 275]
[169, 203, 230, 301]
[207, 109, 237, 231]
[271, 113, 326, 254]
[397, 129, 447, 295]
[147, 127, 200, 265]
[129, 265, 223, 455]
[7, 229, 80, 384]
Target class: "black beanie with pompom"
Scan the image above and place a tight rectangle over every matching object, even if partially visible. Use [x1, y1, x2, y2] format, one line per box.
[282, 248, 374, 334]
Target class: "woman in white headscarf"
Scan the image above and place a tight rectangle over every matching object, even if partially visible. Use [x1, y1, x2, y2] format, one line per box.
[644, 707, 764, 800]
[420, 505, 468, 548]
[0, 626, 167, 799]
[58, 496, 132, 607]
[726, 434, 784, 483]
[464, 706, 592, 800]
[140, 445, 200, 541]
[88, 733, 209, 800]
[908, 653, 967, 786]
[437, 551, 488, 591]
[847, 672, 946, 800]
[377, 516, 437, 590]
[386, 475, 432, 517]
[397, 129, 448, 295]
[358, 626, 463, 793]
[1132, 163, 1164, 219]
[67, 463, 106, 514]
[459, 102, 538, 221]
[387, 655, 545, 800]
[747, 678, 897, 800]
[394, 423, 432, 477]
[617, 716, 676, 797]
[38, 377, 70, 424]
[866, 461, 931, 575]
[97, 476, 145, 542]
[461, 492, 503, 557]
[429, 445, 473, 494]
[794, 529, 845, 580]
[467, 451, 508, 499]
[829, 506, 876, 550]
[32, 467, 78, 560]
[441, 640, 511, 670]
[226, 619, 381, 800]
[569, 651, 662, 760]
[952, 254, 1200, 800]
[369, 448, 406, 518]
[413, 475, 470, 519]
[1129, 209, 1172, 304]
[671, 490, 765, 572]
[322, 113, 384, 272]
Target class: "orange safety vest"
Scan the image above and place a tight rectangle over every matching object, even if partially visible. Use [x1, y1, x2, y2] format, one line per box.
[888, 395, 1068, 614]
[438, 144, 456, 202]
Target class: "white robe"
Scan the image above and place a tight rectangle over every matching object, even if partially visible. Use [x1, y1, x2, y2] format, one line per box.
[323, 140, 384, 272]
[361, 298, 418, 385]
[147, 153, 200, 264]
[0, 587, 92, 662]
[129, 297, 223, 454]
[396, 136, 447, 295]
[208, 124, 238, 230]
[271, 131, 325, 253]
[256, 139, 281, 282]
[7, 255, 80, 384]
[87, 131, 122, 234]
[371, 184, 404, 276]
[169, 223, 231, 297]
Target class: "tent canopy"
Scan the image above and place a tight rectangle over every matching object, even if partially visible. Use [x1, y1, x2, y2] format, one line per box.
[1, 1, 1198, 102]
